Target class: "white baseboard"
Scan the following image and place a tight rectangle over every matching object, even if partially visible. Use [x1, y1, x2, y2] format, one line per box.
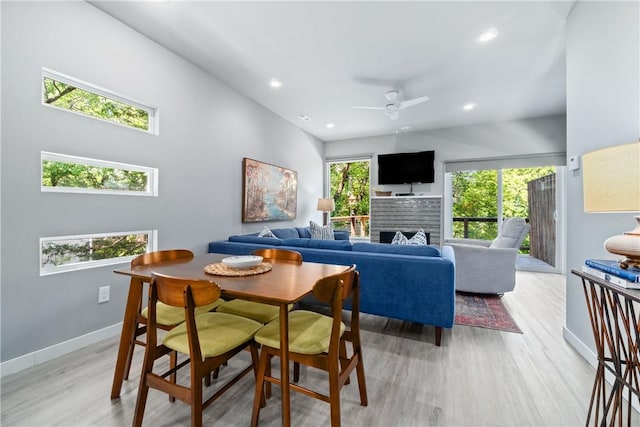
[563, 326, 640, 413]
[0, 322, 122, 378]
[563, 326, 597, 367]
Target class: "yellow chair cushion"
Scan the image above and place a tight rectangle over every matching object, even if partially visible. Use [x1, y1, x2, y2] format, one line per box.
[162, 312, 262, 358]
[254, 310, 345, 355]
[141, 299, 225, 326]
[217, 300, 293, 324]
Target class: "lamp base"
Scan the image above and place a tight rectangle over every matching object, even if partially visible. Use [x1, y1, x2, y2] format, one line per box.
[322, 212, 329, 226]
[604, 215, 640, 269]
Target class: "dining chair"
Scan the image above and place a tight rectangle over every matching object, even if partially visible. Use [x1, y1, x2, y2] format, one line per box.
[250, 265, 368, 427]
[133, 273, 264, 427]
[216, 248, 302, 324]
[122, 250, 225, 381]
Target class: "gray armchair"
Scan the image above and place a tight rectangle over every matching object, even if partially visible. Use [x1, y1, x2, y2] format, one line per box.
[445, 218, 530, 294]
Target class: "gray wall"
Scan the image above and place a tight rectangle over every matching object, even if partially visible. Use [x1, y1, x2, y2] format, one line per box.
[564, 1, 640, 353]
[1, 2, 324, 362]
[325, 115, 566, 197]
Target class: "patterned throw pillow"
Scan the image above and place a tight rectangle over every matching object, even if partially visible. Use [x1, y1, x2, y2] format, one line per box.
[258, 227, 278, 238]
[407, 229, 428, 246]
[309, 220, 335, 240]
[391, 231, 409, 245]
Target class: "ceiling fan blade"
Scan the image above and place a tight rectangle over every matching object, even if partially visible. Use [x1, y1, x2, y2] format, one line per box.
[353, 106, 385, 110]
[399, 95, 430, 109]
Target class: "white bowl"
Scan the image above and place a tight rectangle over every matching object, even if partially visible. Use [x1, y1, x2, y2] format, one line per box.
[221, 255, 263, 269]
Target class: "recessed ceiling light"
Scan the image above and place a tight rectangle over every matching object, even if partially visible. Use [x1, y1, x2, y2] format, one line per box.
[326, 122, 335, 129]
[269, 78, 283, 88]
[400, 126, 412, 131]
[476, 28, 499, 43]
[463, 103, 476, 111]
[297, 114, 311, 121]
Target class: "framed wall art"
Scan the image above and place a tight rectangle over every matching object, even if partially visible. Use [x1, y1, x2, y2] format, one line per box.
[242, 158, 297, 223]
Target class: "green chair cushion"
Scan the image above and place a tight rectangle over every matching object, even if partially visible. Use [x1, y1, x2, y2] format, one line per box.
[254, 310, 345, 355]
[162, 312, 262, 358]
[141, 299, 224, 326]
[217, 299, 292, 324]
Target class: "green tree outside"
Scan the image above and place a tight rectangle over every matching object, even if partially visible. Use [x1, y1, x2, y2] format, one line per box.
[329, 161, 370, 236]
[452, 167, 555, 243]
[43, 77, 149, 131]
[42, 160, 148, 191]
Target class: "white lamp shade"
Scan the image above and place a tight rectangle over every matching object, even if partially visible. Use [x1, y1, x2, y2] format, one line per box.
[583, 142, 640, 213]
[317, 198, 335, 212]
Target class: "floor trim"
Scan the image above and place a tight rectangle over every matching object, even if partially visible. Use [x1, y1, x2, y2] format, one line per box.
[1, 323, 122, 378]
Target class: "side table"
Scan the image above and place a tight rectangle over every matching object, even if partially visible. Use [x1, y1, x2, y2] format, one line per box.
[572, 269, 640, 426]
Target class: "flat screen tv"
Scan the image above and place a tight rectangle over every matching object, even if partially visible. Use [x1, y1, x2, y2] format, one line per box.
[378, 150, 435, 184]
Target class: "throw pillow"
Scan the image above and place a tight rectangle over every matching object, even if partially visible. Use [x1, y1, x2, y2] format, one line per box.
[258, 227, 278, 238]
[391, 231, 409, 245]
[309, 220, 335, 240]
[407, 229, 428, 246]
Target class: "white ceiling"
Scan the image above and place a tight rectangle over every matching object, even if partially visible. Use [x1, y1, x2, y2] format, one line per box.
[90, 1, 575, 142]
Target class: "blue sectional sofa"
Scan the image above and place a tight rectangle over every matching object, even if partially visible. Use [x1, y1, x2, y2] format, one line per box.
[208, 227, 456, 346]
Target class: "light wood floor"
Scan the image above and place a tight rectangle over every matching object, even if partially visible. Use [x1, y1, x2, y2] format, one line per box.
[1, 272, 599, 426]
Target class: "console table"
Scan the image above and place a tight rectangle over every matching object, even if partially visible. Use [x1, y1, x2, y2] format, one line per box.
[572, 269, 640, 426]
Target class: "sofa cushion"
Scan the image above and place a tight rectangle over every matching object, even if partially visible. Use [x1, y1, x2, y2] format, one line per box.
[282, 238, 352, 251]
[258, 227, 278, 238]
[309, 221, 334, 240]
[408, 229, 428, 245]
[295, 227, 312, 238]
[270, 228, 300, 240]
[333, 230, 350, 241]
[229, 235, 283, 246]
[391, 231, 409, 245]
[352, 242, 441, 257]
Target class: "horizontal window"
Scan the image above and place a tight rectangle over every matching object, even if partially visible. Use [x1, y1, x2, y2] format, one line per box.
[42, 68, 157, 134]
[40, 230, 157, 276]
[41, 152, 158, 196]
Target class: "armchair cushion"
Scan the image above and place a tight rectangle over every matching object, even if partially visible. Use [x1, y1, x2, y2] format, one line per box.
[489, 218, 529, 249]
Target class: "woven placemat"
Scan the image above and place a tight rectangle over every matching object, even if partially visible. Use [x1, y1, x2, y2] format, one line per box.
[204, 262, 272, 276]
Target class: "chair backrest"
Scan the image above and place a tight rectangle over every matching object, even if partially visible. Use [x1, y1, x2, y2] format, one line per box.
[131, 249, 194, 267]
[149, 273, 222, 360]
[251, 248, 302, 263]
[490, 218, 530, 249]
[311, 265, 359, 353]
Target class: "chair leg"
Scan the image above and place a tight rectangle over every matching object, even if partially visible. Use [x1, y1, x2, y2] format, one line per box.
[355, 351, 368, 406]
[191, 374, 203, 427]
[265, 355, 272, 399]
[328, 356, 341, 427]
[435, 326, 442, 346]
[123, 332, 137, 381]
[339, 340, 350, 385]
[251, 348, 270, 427]
[132, 374, 150, 427]
[293, 362, 300, 383]
[249, 343, 266, 408]
[169, 351, 177, 402]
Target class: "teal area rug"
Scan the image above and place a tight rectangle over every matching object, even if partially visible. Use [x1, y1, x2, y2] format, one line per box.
[454, 292, 522, 333]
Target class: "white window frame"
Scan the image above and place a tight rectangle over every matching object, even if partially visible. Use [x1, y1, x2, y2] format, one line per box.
[40, 229, 158, 276]
[41, 68, 159, 135]
[41, 151, 159, 197]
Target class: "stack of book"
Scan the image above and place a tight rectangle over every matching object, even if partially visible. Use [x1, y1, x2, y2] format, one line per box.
[582, 259, 640, 289]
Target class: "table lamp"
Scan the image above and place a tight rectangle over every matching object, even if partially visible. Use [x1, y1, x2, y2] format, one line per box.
[582, 141, 640, 269]
[317, 198, 335, 226]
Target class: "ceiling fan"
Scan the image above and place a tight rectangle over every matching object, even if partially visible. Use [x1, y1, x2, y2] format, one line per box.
[353, 90, 430, 120]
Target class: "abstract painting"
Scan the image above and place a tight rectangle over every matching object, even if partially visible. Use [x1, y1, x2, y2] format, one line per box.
[242, 158, 297, 222]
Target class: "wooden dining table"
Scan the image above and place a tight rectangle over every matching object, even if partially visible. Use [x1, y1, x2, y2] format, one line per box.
[111, 252, 348, 427]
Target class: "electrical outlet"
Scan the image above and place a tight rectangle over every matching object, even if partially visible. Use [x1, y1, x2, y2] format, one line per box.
[98, 286, 110, 304]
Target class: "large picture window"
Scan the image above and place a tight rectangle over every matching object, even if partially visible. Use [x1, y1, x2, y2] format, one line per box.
[41, 152, 158, 196]
[40, 230, 157, 275]
[42, 68, 157, 134]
